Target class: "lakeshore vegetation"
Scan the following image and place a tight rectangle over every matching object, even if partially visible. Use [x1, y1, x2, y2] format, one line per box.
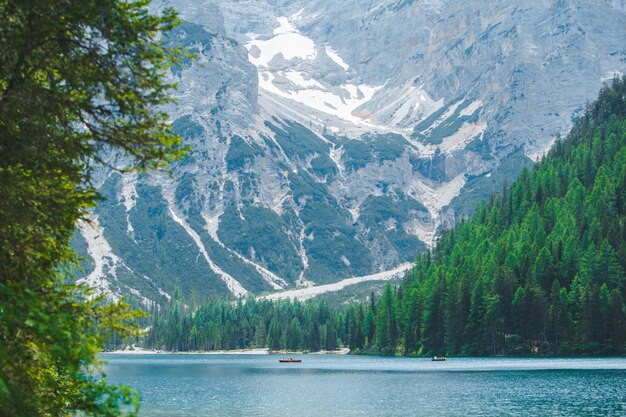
[145, 78, 626, 357]
[0, 1, 183, 415]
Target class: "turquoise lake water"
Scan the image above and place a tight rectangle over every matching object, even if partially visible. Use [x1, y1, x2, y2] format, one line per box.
[102, 354, 626, 416]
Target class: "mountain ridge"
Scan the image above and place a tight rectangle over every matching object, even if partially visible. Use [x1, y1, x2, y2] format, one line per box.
[73, 0, 625, 303]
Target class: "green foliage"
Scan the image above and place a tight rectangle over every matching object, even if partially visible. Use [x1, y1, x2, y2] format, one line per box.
[96, 178, 230, 300]
[341, 140, 371, 171]
[266, 120, 330, 159]
[218, 205, 303, 284]
[448, 149, 534, 218]
[360, 194, 428, 224]
[0, 281, 145, 416]
[145, 295, 349, 353]
[341, 133, 408, 172]
[310, 154, 338, 178]
[375, 284, 398, 354]
[358, 193, 426, 261]
[225, 135, 265, 171]
[182, 209, 274, 294]
[0, 0, 184, 415]
[288, 170, 373, 282]
[175, 172, 197, 206]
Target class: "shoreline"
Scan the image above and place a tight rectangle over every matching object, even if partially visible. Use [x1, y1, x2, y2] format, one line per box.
[104, 347, 350, 355]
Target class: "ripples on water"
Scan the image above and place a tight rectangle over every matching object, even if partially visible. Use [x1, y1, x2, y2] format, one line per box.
[102, 355, 626, 417]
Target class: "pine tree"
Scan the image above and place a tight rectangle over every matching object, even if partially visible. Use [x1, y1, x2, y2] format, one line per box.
[375, 284, 398, 355]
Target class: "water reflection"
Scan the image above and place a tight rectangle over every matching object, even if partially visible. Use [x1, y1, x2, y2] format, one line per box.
[102, 355, 626, 417]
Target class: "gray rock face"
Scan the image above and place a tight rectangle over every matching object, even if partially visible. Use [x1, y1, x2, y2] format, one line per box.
[76, 0, 626, 303]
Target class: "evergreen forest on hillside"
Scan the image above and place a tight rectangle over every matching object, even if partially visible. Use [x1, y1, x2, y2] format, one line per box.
[144, 77, 626, 356]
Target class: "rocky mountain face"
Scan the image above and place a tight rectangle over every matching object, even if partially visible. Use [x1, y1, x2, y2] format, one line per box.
[73, 0, 626, 304]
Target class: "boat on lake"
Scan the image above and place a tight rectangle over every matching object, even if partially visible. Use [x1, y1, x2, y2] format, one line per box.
[432, 356, 446, 362]
[279, 358, 302, 363]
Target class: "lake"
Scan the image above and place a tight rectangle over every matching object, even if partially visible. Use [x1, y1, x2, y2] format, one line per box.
[102, 354, 626, 416]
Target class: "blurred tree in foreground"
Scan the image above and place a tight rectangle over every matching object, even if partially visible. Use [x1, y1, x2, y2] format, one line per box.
[0, 0, 183, 415]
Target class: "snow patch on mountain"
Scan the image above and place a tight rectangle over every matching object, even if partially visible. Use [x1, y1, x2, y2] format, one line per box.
[325, 46, 349, 71]
[77, 217, 120, 300]
[245, 14, 443, 136]
[246, 16, 388, 129]
[439, 121, 487, 154]
[353, 82, 442, 129]
[248, 17, 316, 64]
[257, 72, 381, 126]
[283, 70, 324, 89]
[119, 173, 138, 238]
[296, 226, 313, 287]
[262, 262, 413, 302]
[460, 100, 483, 116]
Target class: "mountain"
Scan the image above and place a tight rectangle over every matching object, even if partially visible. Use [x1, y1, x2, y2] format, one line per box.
[143, 77, 626, 356]
[73, 0, 626, 304]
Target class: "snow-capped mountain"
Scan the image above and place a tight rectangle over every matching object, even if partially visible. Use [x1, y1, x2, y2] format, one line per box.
[73, 0, 626, 304]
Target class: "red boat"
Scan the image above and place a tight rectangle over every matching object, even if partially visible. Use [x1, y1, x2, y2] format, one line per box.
[279, 358, 302, 363]
[431, 356, 446, 362]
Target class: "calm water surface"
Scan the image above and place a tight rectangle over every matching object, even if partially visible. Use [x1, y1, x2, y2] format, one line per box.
[102, 354, 626, 416]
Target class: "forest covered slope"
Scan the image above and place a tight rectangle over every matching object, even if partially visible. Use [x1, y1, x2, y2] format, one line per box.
[376, 77, 626, 355]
